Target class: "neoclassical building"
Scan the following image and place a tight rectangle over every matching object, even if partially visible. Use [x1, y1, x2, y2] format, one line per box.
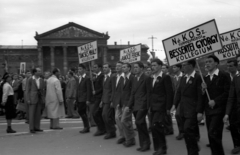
[0, 22, 149, 75]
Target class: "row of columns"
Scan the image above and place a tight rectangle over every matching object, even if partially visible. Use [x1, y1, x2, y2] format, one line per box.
[37, 46, 108, 74]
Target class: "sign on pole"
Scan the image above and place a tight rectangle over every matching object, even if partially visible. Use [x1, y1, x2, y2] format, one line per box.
[20, 62, 26, 74]
[162, 19, 222, 66]
[78, 41, 98, 64]
[120, 44, 141, 63]
[214, 28, 240, 61]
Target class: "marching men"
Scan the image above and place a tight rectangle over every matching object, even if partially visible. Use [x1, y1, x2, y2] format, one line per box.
[198, 55, 230, 155]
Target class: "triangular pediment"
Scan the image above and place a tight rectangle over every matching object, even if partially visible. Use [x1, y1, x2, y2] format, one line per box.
[35, 22, 109, 40]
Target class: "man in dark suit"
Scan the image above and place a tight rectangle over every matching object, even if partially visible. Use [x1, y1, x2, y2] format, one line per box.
[121, 63, 136, 147]
[161, 64, 174, 135]
[76, 64, 92, 133]
[171, 64, 184, 140]
[26, 68, 45, 133]
[197, 55, 230, 155]
[128, 61, 151, 152]
[92, 64, 106, 136]
[111, 61, 125, 144]
[224, 55, 240, 154]
[148, 59, 174, 155]
[101, 63, 116, 139]
[172, 60, 202, 155]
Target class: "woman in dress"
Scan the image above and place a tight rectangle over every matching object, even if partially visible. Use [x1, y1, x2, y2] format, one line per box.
[1, 74, 17, 133]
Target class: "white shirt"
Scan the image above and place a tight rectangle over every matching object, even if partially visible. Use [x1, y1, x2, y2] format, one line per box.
[96, 71, 102, 78]
[2, 82, 14, 103]
[174, 72, 183, 81]
[185, 70, 196, 83]
[152, 71, 163, 86]
[230, 71, 239, 81]
[124, 72, 131, 84]
[79, 73, 86, 83]
[206, 68, 219, 81]
[11, 80, 15, 86]
[32, 75, 40, 89]
[104, 72, 111, 82]
[116, 73, 124, 87]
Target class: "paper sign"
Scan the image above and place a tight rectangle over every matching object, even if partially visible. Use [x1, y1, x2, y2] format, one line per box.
[120, 44, 141, 63]
[162, 19, 222, 66]
[78, 41, 98, 64]
[20, 62, 26, 74]
[214, 28, 240, 61]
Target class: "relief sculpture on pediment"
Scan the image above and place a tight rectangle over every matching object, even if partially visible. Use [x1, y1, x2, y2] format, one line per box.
[45, 26, 99, 38]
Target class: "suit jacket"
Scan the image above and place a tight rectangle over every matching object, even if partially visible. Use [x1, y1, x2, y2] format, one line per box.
[174, 73, 202, 118]
[128, 73, 148, 111]
[197, 70, 230, 115]
[93, 72, 104, 99]
[225, 74, 240, 119]
[26, 76, 45, 105]
[121, 74, 134, 107]
[148, 73, 174, 112]
[65, 77, 77, 99]
[76, 75, 92, 103]
[111, 74, 124, 108]
[102, 74, 113, 104]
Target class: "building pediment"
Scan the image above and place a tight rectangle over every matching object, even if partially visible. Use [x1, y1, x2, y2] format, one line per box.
[35, 22, 109, 40]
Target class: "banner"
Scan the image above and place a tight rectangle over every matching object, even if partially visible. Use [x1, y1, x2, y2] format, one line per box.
[162, 19, 222, 66]
[78, 41, 98, 64]
[120, 44, 141, 63]
[20, 62, 26, 74]
[214, 28, 240, 61]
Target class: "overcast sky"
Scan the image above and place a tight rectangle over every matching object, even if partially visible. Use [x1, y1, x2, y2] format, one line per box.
[0, 0, 240, 59]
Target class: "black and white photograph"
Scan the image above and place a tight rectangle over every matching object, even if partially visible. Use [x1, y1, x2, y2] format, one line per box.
[0, 0, 240, 155]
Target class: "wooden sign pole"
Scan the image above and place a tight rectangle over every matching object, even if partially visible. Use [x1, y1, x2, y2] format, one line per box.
[196, 59, 211, 101]
[88, 62, 95, 92]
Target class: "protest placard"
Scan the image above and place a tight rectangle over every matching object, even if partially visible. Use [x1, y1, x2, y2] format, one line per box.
[120, 44, 141, 63]
[214, 28, 240, 61]
[78, 41, 98, 64]
[162, 19, 222, 66]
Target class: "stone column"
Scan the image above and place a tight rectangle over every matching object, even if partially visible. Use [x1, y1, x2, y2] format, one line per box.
[37, 46, 43, 71]
[63, 46, 68, 75]
[50, 46, 55, 70]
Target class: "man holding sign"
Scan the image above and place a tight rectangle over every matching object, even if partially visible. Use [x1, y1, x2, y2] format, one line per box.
[197, 55, 230, 155]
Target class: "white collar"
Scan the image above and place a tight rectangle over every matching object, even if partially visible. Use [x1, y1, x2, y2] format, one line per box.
[185, 70, 196, 78]
[106, 72, 111, 77]
[32, 75, 40, 80]
[153, 71, 163, 79]
[206, 68, 219, 77]
[80, 73, 86, 78]
[117, 72, 124, 78]
[174, 72, 183, 78]
[97, 71, 101, 76]
[125, 72, 131, 79]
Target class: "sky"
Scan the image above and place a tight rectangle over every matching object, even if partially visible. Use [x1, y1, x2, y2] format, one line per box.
[0, 0, 240, 60]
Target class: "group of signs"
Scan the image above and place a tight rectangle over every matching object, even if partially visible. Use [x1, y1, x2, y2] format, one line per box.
[77, 41, 142, 64]
[162, 19, 240, 66]
[77, 19, 239, 68]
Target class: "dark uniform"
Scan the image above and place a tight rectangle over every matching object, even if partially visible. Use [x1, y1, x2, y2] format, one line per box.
[174, 71, 202, 155]
[147, 73, 173, 154]
[197, 70, 230, 155]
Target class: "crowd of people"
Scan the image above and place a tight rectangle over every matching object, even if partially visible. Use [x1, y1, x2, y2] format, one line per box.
[0, 54, 240, 155]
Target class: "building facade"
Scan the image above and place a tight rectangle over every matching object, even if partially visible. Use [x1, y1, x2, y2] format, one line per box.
[0, 22, 149, 75]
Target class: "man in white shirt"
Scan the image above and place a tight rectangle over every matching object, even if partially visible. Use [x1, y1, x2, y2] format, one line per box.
[111, 61, 125, 144]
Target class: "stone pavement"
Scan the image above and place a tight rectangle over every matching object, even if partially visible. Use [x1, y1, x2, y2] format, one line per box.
[0, 116, 234, 155]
